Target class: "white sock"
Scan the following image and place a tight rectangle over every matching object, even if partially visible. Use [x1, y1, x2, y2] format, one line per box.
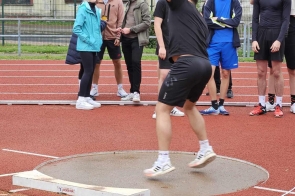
[92, 84, 98, 89]
[259, 96, 266, 107]
[199, 140, 210, 152]
[78, 96, 85, 101]
[157, 151, 170, 164]
[118, 84, 123, 89]
[276, 96, 282, 107]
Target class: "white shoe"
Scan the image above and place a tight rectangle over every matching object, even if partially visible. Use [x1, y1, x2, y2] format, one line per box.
[76, 99, 94, 110]
[117, 88, 128, 97]
[121, 93, 134, 101]
[152, 107, 185, 119]
[85, 97, 101, 108]
[144, 160, 175, 177]
[291, 103, 295, 114]
[265, 101, 275, 112]
[188, 148, 216, 168]
[170, 107, 185, 117]
[132, 92, 140, 102]
[90, 87, 99, 97]
[152, 111, 156, 119]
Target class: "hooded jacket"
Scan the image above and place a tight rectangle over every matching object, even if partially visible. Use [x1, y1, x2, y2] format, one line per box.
[66, 21, 107, 65]
[203, 0, 242, 48]
[73, 1, 103, 52]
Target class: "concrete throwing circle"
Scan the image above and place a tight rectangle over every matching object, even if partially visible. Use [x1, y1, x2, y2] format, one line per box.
[35, 151, 268, 196]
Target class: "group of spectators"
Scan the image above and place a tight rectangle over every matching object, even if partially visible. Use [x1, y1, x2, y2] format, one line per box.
[65, 0, 295, 178]
[66, 0, 295, 119]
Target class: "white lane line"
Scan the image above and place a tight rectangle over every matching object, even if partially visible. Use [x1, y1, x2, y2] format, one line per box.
[0, 172, 24, 177]
[0, 76, 159, 78]
[0, 70, 288, 72]
[0, 92, 158, 95]
[282, 187, 295, 196]
[2, 149, 59, 159]
[9, 188, 30, 193]
[254, 186, 295, 195]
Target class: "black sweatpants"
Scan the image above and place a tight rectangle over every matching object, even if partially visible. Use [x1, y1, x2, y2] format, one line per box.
[78, 52, 97, 97]
[121, 36, 143, 94]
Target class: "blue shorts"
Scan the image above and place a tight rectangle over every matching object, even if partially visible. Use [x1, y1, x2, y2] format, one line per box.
[207, 42, 238, 70]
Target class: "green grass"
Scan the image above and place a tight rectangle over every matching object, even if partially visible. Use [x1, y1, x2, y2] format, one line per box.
[0, 44, 254, 61]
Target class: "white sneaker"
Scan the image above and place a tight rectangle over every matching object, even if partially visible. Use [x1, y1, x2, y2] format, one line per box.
[152, 111, 156, 119]
[76, 99, 94, 110]
[90, 87, 99, 97]
[152, 107, 185, 119]
[170, 107, 185, 117]
[121, 93, 134, 101]
[291, 103, 295, 114]
[117, 88, 128, 97]
[132, 92, 140, 102]
[85, 97, 101, 108]
[265, 101, 275, 112]
[188, 148, 216, 168]
[144, 160, 175, 177]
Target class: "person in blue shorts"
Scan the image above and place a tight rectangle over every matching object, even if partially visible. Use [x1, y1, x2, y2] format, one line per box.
[200, 0, 242, 115]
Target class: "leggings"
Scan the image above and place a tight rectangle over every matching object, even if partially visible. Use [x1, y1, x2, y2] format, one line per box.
[78, 51, 97, 97]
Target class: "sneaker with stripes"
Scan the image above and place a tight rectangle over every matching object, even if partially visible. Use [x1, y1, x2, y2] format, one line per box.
[144, 160, 175, 177]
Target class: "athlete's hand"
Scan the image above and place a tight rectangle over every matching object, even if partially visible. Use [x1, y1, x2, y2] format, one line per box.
[270, 40, 281, 53]
[158, 47, 166, 60]
[252, 41, 260, 53]
[114, 39, 120, 46]
[121, 28, 131, 35]
[115, 28, 122, 37]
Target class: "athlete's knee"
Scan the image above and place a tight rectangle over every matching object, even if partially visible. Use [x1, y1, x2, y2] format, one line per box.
[288, 68, 295, 77]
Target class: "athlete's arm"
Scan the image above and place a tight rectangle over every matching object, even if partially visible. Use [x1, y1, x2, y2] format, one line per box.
[203, 0, 226, 29]
[251, 0, 260, 42]
[276, 0, 291, 43]
[154, 17, 166, 59]
[216, 0, 242, 28]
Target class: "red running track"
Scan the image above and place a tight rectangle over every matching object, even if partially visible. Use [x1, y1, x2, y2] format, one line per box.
[0, 60, 294, 196]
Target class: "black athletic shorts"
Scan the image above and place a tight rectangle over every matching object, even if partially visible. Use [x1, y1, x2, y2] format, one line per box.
[156, 46, 171, 69]
[254, 27, 285, 62]
[285, 19, 295, 70]
[158, 56, 212, 107]
[98, 39, 122, 63]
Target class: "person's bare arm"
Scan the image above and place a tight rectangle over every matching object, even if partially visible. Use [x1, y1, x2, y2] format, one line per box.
[154, 16, 166, 59]
[250, 0, 254, 5]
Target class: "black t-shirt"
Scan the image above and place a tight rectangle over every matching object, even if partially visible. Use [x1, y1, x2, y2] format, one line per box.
[166, 0, 209, 63]
[153, 0, 170, 52]
[252, 0, 291, 42]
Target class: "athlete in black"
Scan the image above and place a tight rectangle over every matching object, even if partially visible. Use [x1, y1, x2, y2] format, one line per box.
[144, 0, 217, 177]
[250, 0, 291, 117]
[152, 0, 185, 119]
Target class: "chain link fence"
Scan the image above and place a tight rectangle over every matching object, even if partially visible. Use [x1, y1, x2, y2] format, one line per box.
[0, 0, 253, 56]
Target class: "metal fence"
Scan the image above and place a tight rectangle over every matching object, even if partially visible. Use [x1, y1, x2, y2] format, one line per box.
[0, 0, 254, 57]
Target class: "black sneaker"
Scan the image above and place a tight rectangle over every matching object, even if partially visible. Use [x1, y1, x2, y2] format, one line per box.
[206, 89, 220, 96]
[227, 89, 233, 98]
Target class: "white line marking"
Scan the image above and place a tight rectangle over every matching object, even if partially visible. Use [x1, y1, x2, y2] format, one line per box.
[0, 70, 289, 74]
[0, 172, 23, 177]
[282, 187, 295, 196]
[0, 76, 159, 78]
[0, 92, 158, 95]
[254, 186, 295, 195]
[9, 188, 30, 193]
[2, 149, 59, 159]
